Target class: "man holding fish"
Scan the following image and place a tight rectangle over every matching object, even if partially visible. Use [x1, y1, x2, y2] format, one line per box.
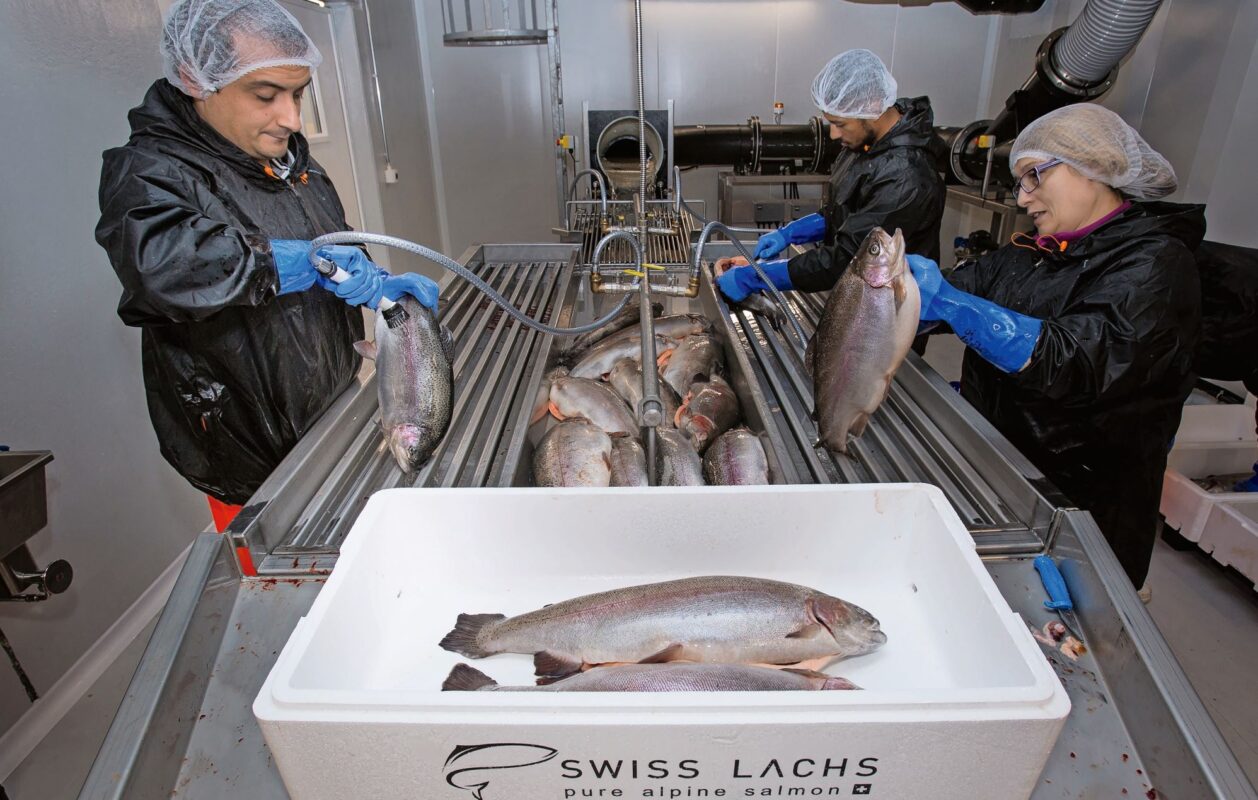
[95, 0, 439, 527]
[715, 49, 945, 308]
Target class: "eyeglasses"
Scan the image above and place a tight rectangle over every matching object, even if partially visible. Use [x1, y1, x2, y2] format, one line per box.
[1015, 158, 1063, 195]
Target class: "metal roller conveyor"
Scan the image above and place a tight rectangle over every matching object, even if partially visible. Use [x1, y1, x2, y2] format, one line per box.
[81, 240, 1258, 800]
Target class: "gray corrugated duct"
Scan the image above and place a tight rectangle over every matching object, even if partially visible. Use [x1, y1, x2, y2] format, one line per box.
[1054, 0, 1164, 84]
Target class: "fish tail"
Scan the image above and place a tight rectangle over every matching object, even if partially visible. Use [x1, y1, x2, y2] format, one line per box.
[438, 613, 507, 658]
[442, 663, 499, 691]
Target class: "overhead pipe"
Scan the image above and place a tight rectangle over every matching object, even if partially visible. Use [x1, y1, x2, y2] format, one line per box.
[945, 0, 1164, 185]
[673, 117, 843, 175]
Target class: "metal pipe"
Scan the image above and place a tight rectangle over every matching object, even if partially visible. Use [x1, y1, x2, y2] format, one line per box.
[361, 1, 391, 168]
[591, 229, 662, 483]
[564, 168, 609, 230]
[635, 0, 648, 220]
[673, 118, 840, 175]
[546, 0, 568, 226]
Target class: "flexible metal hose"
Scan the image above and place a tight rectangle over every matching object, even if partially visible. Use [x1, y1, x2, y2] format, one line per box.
[1055, 0, 1162, 84]
[308, 232, 632, 336]
[693, 221, 810, 354]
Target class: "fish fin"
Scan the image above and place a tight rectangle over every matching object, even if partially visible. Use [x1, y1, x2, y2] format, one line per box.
[637, 643, 687, 664]
[849, 414, 870, 438]
[774, 655, 839, 672]
[534, 651, 583, 681]
[353, 340, 378, 361]
[656, 349, 674, 368]
[548, 401, 566, 421]
[785, 623, 827, 640]
[438, 613, 506, 658]
[823, 676, 861, 690]
[781, 668, 831, 679]
[442, 663, 498, 691]
[440, 325, 456, 363]
[534, 674, 566, 687]
[529, 401, 551, 426]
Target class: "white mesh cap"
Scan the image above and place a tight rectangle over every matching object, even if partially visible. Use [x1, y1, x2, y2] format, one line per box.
[161, 0, 322, 97]
[810, 49, 898, 119]
[1010, 104, 1177, 199]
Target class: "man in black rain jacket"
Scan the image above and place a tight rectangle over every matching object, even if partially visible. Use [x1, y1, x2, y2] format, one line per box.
[717, 49, 944, 303]
[97, 0, 438, 510]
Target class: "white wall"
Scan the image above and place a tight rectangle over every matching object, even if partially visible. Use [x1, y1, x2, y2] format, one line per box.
[402, 0, 1256, 255]
[0, 0, 208, 737]
[410, 0, 996, 256]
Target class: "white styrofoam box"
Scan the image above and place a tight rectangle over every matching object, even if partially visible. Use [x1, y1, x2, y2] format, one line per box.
[1201, 500, 1258, 588]
[1168, 442, 1257, 478]
[1162, 468, 1258, 543]
[1174, 397, 1257, 445]
[255, 485, 1069, 800]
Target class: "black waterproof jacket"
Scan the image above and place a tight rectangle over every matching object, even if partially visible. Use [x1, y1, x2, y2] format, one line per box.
[96, 80, 364, 504]
[787, 97, 945, 292]
[1193, 239, 1258, 395]
[948, 202, 1206, 586]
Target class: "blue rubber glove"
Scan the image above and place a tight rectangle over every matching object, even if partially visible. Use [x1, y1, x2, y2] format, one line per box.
[717, 259, 792, 302]
[382, 272, 440, 311]
[314, 245, 387, 309]
[270, 239, 322, 294]
[1233, 463, 1258, 492]
[754, 213, 826, 260]
[906, 255, 1043, 374]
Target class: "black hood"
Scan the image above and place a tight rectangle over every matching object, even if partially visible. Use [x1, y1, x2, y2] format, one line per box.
[869, 96, 937, 156]
[127, 79, 310, 185]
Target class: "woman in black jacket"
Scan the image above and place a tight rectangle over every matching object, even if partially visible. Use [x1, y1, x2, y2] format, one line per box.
[908, 104, 1204, 590]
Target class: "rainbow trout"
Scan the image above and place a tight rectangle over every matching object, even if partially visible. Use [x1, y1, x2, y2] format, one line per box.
[439, 575, 886, 681]
[443, 662, 859, 692]
[810, 228, 919, 454]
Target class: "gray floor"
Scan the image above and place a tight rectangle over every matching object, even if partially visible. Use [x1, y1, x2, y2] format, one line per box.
[1, 617, 156, 800]
[1146, 535, 1258, 786]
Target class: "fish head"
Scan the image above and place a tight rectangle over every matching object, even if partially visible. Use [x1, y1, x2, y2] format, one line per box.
[812, 595, 887, 657]
[851, 228, 906, 289]
[388, 423, 432, 473]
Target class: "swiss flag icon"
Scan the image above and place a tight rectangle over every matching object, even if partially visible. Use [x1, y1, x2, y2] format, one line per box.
[853, 786, 872, 795]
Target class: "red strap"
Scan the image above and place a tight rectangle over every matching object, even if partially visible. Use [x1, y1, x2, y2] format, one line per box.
[207, 496, 242, 532]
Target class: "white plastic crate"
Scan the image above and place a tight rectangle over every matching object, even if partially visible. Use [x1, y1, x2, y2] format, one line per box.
[1202, 501, 1258, 588]
[255, 485, 1069, 800]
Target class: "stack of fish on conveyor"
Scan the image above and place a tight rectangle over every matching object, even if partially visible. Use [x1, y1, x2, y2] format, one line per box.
[439, 575, 886, 693]
[530, 298, 770, 486]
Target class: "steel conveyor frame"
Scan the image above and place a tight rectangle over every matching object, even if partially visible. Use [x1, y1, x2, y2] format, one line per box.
[79, 242, 1257, 800]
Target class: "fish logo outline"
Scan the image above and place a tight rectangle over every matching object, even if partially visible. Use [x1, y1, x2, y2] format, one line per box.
[443, 742, 559, 799]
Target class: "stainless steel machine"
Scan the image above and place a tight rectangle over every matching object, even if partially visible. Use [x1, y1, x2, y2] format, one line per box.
[79, 239, 1257, 798]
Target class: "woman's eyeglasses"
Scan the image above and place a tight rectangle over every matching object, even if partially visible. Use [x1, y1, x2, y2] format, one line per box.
[1015, 158, 1063, 195]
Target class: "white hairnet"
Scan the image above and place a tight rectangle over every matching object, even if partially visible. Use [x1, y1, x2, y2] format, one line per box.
[1010, 104, 1177, 199]
[161, 0, 322, 97]
[810, 49, 898, 119]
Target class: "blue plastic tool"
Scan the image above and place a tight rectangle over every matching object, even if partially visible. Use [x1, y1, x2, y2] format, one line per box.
[1033, 555, 1084, 642]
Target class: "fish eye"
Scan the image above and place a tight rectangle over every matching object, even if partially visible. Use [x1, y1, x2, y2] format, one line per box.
[869, 243, 881, 256]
